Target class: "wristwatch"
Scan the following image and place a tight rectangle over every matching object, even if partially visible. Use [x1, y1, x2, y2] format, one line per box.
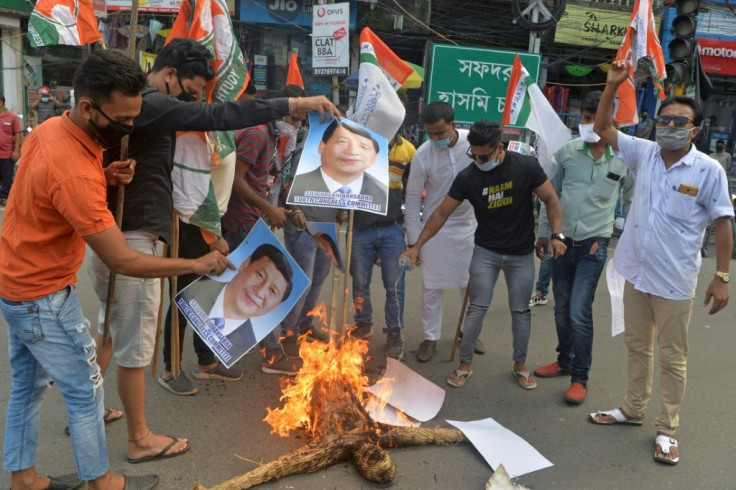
[551, 233, 566, 242]
[715, 271, 730, 283]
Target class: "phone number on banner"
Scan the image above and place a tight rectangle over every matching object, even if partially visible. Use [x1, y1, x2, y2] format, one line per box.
[314, 67, 348, 76]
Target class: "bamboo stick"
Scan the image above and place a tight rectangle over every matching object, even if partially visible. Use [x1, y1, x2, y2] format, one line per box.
[339, 210, 355, 336]
[449, 287, 470, 362]
[170, 213, 181, 378]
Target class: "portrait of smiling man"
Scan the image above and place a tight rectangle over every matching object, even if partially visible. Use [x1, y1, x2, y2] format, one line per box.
[288, 117, 389, 214]
[178, 243, 294, 366]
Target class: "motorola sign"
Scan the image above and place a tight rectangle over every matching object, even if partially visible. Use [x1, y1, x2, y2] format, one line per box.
[698, 38, 736, 76]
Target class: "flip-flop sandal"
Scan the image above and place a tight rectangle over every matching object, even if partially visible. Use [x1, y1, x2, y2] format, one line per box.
[446, 368, 473, 388]
[65, 408, 123, 436]
[654, 434, 680, 465]
[127, 436, 191, 464]
[512, 370, 538, 390]
[122, 474, 160, 490]
[589, 408, 644, 426]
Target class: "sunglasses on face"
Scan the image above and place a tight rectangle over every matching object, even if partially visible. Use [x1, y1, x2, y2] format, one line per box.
[466, 147, 497, 163]
[655, 115, 694, 128]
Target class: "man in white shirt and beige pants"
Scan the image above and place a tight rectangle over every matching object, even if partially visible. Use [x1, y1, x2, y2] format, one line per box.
[589, 54, 732, 467]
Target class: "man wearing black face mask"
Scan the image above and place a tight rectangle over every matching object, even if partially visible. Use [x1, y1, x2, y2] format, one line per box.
[710, 139, 732, 173]
[634, 109, 653, 139]
[590, 54, 733, 467]
[86, 38, 339, 463]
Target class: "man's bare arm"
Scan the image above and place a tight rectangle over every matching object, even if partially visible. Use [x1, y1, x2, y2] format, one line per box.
[84, 227, 233, 277]
[593, 53, 633, 152]
[232, 158, 289, 228]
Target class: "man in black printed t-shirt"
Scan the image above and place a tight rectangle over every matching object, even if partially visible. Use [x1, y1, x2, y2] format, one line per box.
[401, 120, 566, 389]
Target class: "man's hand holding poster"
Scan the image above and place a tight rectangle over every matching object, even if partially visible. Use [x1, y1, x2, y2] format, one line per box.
[305, 221, 344, 272]
[286, 114, 389, 216]
[176, 219, 310, 368]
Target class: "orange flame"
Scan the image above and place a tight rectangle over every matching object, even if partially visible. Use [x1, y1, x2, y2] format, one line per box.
[354, 296, 364, 313]
[264, 335, 370, 437]
[306, 303, 328, 326]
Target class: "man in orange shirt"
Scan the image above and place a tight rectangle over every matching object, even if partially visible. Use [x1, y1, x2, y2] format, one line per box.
[0, 51, 231, 490]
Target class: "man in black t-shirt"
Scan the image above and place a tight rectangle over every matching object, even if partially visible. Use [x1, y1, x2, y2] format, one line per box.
[401, 120, 566, 389]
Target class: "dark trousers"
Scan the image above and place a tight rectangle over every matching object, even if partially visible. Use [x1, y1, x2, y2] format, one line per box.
[163, 219, 217, 370]
[0, 157, 15, 200]
[551, 238, 608, 384]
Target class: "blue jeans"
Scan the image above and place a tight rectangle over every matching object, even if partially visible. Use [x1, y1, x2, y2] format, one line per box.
[551, 238, 608, 384]
[350, 223, 406, 331]
[1, 286, 108, 480]
[460, 246, 535, 364]
[535, 259, 552, 296]
[282, 228, 332, 336]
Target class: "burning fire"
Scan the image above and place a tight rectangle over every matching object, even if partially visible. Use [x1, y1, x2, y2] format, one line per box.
[264, 334, 370, 437]
[265, 302, 372, 438]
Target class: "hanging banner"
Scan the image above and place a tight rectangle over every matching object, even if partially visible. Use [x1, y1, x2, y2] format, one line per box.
[312, 2, 350, 76]
[554, 4, 660, 50]
[106, 0, 234, 14]
[239, 0, 357, 29]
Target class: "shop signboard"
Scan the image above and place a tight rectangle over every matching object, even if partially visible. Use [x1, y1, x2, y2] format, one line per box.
[693, 1, 736, 38]
[240, 0, 357, 29]
[426, 44, 540, 127]
[107, 0, 234, 14]
[311, 2, 349, 76]
[697, 38, 736, 76]
[253, 54, 268, 91]
[0, 0, 33, 14]
[93, 0, 107, 18]
[554, 4, 659, 51]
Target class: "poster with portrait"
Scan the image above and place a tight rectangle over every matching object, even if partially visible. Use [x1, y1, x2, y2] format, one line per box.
[305, 221, 345, 272]
[175, 219, 310, 368]
[286, 113, 389, 216]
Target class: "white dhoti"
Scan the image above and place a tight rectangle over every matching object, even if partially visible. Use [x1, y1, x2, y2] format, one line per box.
[405, 130, 477, 340]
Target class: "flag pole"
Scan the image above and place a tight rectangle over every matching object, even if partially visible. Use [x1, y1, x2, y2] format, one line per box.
[102, 0, 140, 346]
[328, 220, 342, 336]
[339, 209, 355, 336]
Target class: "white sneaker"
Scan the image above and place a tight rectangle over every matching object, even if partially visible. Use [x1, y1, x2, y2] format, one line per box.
[529, 291, 548, 306]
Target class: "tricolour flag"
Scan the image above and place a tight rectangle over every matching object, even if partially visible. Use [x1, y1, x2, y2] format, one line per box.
[286, 51, 304, 88]
[612, 0, 666, 126]
[28, 0, 102, 48]
[167, 0, 250, 238]
[347, 27, 413, 140]
[502, 54, 571, 179]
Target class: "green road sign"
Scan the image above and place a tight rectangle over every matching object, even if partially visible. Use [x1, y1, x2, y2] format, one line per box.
[426, 44, 541, 127]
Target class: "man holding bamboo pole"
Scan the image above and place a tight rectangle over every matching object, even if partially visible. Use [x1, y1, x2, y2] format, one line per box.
[0, 50, 232, 490]
[87, 42, 338, 453]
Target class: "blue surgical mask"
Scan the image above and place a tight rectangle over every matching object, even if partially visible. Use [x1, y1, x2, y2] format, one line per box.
[431, 136, 452, 149]
[475, 158, 500, 172]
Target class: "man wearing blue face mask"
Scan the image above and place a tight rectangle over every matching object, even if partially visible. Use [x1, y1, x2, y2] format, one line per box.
[533, 90, 634, 405]
[404, 102, 480, 363]
[31, 86, 62, 126]
[589, 55, 733, 467]
[402, 120, 566, 389]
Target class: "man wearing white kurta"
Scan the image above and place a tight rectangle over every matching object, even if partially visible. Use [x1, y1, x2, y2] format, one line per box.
[405, 102, 479, 362]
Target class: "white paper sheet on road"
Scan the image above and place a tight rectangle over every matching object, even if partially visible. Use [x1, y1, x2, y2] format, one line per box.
[367, 358, 445, 422]
[363, 393, 420, 427]
[606, 259, 626, 337]
[447, 417, 553, 478]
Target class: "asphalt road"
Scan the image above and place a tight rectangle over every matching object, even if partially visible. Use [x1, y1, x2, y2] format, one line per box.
[1, 228, 735, 489]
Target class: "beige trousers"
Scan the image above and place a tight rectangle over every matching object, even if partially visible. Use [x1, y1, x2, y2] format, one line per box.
[622, 281, 693, 434]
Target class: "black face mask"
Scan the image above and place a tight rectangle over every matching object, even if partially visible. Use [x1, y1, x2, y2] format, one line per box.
[641, 115, 648, 120]
[716, 146, 725, 152]
[89, 104, 134, 148]
[165, 77, 196, 102]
